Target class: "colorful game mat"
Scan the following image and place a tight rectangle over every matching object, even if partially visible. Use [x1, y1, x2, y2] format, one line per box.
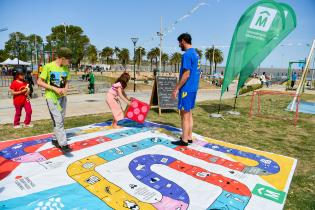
[0, 119, 297, 210]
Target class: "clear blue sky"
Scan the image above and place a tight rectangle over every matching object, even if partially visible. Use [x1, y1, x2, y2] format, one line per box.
[0, 0, 314, 68]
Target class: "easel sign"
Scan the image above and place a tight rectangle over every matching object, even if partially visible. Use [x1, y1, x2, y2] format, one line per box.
[150, 76, 178, 115]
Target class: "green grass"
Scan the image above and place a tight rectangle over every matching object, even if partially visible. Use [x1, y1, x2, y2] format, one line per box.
[0, 94, 314, 210]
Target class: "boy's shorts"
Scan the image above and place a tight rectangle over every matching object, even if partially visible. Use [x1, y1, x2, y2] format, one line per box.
[178, 91, 197, 111]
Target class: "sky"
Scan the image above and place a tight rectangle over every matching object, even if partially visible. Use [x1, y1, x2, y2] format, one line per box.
[0, 0, 314, 68]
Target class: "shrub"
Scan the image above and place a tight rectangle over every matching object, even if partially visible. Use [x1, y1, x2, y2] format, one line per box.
[239, 84, 263, 95]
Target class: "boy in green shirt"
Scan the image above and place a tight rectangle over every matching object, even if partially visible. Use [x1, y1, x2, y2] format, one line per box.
[88, 68, 95, 94]
[37, 47, 72, 153]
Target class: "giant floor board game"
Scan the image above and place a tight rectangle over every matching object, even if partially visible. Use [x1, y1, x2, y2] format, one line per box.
[0, 119, 296, 210]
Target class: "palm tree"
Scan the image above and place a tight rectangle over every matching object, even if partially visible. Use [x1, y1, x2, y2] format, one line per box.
[114, 46, 120, 64]
[205, 47, 224, 74]
[85, 45, 98, 64]
[170, 52, 182, 73]
[195, 48, 203, 60]
[214, 49, 224, 73]
[118, 48, 129, 67]
[149, 47, 160, 68]
[101, 47, 114, 64]
[135, 47, 146, 70]
[161, 53, 169, 71]
[205, 48, 215, 75]
[147, 50, 155, 71]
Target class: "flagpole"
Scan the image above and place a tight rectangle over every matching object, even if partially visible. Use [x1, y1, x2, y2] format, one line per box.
[217, 96, 222, 114]
[233, 95, 238, 111]
[290, 39, 315, 111]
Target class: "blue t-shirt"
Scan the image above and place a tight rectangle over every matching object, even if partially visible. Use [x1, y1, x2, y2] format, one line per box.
[292, 73, 297, 81]
[179, 48, 201, 92]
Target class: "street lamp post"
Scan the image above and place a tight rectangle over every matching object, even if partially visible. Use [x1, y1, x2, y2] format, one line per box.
[42, 42, 46, 65]
[157, 16, 163, 73]
[131, 37, 139, 92]
[138, 47, 143, 72]
[29, 44, 33, 71]
[21, 40, 30, 69]
[15, 34, 20, 67]
[63, 23, 67, 46]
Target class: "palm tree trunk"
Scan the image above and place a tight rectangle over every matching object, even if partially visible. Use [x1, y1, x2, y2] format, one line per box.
[215, 62, 217, 74]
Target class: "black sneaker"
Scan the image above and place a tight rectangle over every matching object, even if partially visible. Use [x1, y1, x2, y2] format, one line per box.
[52, 140, 61, 148]
[180, 137, 193, 144]
[171, 140, 188, 146]
[60, 145, 72, 153]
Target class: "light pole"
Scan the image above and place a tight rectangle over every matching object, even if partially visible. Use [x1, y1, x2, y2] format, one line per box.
[157, 16, 163, 73]
[21, 40, 30, 68]
[63, 22, 67, 46]
[15, 33, 20, 66]
[131, 37, 139, 92]
[42, 42, 46, 65]
[212, 44, 215, 75]
[138, 47, 143, 71]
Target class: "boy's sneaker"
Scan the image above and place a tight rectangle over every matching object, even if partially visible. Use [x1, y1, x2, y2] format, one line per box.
[52, 140, 61, 148]
[60, 145, 72, 153]
[24, 124, 34, 128]
[13, 125, 22, 129]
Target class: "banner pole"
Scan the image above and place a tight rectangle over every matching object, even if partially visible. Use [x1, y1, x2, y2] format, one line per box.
[290, 39, 315, 111]
[233, 95, 238, 111]
[218, 96, 222, 114]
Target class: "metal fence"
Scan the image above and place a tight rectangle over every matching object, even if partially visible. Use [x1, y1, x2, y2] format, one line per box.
[0, 75, 13, 87]
[0, 75, 37, 87]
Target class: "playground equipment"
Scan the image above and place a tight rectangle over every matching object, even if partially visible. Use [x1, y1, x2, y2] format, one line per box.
[290, 40, 315, 111]
[286, 60, 306, 90]
[249, 90, 300, 126]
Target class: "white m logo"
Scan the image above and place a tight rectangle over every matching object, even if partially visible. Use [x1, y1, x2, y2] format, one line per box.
[250, 6, 277, 32]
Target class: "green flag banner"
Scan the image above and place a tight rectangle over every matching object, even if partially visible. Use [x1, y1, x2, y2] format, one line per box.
[221, 0, 295, 96]
[236, 2, 296, 93]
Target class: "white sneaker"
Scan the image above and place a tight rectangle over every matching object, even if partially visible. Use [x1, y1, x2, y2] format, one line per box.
[24, 124, 34, 128]
[13, 125, 22, 129]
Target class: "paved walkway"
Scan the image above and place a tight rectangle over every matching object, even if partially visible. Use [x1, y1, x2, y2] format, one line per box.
[0, 85, 237, 125]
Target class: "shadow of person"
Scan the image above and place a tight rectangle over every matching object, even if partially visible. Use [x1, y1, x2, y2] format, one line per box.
[198, 103, 234, 114]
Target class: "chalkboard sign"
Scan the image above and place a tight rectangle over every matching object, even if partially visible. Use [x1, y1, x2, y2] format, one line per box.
[150, 76, 178, 115]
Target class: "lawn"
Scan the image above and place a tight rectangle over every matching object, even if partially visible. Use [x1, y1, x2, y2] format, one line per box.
[0, 93, 314, 210]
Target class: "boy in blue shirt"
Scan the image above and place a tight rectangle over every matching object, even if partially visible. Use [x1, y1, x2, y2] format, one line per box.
[172, 33, 201, 146]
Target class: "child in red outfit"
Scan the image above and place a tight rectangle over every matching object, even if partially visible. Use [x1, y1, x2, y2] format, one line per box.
[9, 67, 33, 128]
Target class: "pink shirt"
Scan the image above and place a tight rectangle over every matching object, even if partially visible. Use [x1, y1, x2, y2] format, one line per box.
[108, 82, 122, 96]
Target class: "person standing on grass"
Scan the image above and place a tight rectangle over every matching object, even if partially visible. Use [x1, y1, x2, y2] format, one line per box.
[37, 47, 72, 153]
[291, 72, 297, 89]
[9, 67, 33, 128]
[172, 33, 201, 146]
[260, 72, 267, 87]
[88, 68, 95, 94]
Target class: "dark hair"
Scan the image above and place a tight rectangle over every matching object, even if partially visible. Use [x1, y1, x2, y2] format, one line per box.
[115, 72, 130, 89]
[12, 67, 26, 79]
[177, 33, 192, 44]
[57, 47, 72, 59]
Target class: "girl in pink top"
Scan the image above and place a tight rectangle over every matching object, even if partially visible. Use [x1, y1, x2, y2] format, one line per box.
[106, 72, 131, 128]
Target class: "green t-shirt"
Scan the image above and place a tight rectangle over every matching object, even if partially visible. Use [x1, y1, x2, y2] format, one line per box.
[40, 61, 71, 100]
[89, 72, 95, 84]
